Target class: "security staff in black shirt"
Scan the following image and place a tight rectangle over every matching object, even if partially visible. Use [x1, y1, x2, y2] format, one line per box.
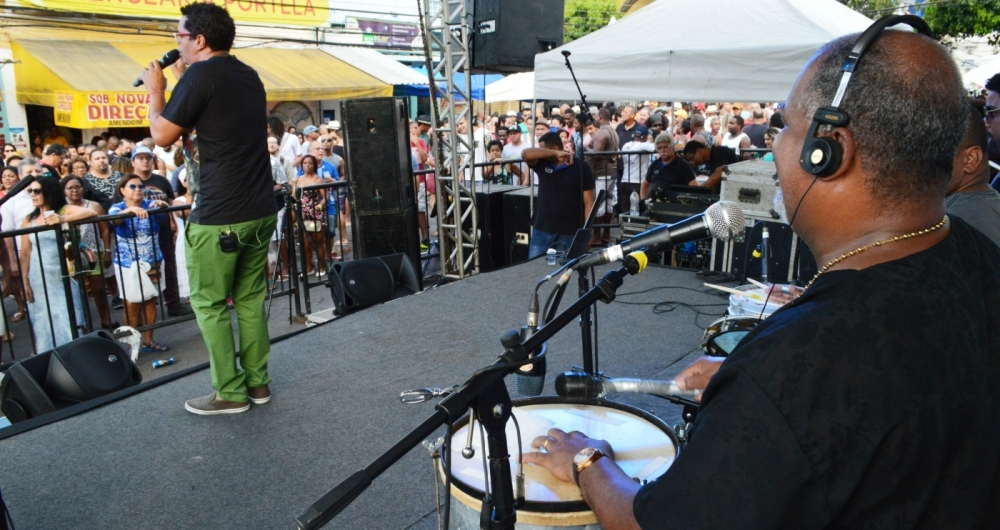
[524, 26, 1000, 530]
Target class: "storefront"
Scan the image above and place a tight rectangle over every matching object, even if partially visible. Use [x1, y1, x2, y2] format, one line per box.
[9, 39, 395, 148]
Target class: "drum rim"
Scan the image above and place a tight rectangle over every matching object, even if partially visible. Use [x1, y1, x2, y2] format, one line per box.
[446, 396, 679, 513]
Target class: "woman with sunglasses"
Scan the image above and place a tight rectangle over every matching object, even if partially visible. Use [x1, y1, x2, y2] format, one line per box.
[108, 174, 170, 353]
[62, 176, 113, 330]
[18, 177, 96, 352]
[3, 145, 17, 163]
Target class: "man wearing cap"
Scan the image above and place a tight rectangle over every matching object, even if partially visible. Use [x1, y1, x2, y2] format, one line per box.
[416, 115, 433, 151]
[301, 124, 320, 153]
[142, 2, 278, 415]
[502, 125, 530, 185]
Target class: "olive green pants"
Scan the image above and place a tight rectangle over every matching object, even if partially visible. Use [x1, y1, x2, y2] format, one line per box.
[186, 215, 277, 403]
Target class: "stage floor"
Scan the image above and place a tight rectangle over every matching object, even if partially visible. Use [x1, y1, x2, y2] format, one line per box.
[0, 258, 732, 529]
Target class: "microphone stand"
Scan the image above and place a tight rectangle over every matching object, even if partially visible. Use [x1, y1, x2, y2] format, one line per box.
[561, 51, 591, 122]
[295, 258, 644, 530]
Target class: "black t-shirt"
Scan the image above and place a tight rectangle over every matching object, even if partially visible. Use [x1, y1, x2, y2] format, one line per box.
[530, 156, 595, 236]
[707, 145, 740, 173]
[633, 216, 1000, 529]
[644, 156, 696, 194]
[160, 54, 278, 225]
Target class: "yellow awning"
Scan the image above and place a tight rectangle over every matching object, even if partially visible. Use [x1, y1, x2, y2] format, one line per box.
[12, 39, 391, 128]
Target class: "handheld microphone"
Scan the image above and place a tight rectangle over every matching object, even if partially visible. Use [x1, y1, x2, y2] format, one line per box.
[575, 201, 745, 270]
[555, 372, 701, 400]
[133, 49, 181, 87]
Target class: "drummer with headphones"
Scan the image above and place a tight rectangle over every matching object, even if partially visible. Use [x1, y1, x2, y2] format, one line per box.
[524, 17, 1000, 528]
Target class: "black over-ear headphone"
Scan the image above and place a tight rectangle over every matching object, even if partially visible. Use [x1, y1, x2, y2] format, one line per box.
[799, 15, 933, 177]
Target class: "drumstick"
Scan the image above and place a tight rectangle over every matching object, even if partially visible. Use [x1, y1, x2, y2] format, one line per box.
[745, 278, 769, 290]
[703, 283, 764, 300]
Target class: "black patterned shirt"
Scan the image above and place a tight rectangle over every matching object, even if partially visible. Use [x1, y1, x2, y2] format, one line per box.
[634, 216, 1000, 529]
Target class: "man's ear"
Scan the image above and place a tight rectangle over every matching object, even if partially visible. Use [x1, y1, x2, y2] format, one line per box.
[961, 146, 984, 176]
[820, 126, 857, 182]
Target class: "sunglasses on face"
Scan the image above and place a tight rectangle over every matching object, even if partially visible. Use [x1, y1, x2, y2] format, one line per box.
[985, 106, 1000, 122]
[127, 184, 146, 190]
[26, 188, 42, 195]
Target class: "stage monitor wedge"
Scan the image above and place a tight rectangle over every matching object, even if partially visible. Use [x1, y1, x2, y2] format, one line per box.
[328, 253, 421, 316]
[472, 0, 565, 72]
[0, 331, 141, 424]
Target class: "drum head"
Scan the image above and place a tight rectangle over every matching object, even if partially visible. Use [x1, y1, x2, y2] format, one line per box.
[702, 315, 763, 356]
[448, 397, 678, 513]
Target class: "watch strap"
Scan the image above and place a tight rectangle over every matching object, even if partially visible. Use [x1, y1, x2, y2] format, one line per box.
[573, 448, 608, 486]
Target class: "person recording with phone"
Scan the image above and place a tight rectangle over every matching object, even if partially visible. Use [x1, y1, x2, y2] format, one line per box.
[523, 24, 1000, 529]
[140, 2, 278, 416]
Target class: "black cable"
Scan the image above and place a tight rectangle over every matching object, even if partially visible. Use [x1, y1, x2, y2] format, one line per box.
[696, 269, 738, 283]
[442, 423, 451, 530]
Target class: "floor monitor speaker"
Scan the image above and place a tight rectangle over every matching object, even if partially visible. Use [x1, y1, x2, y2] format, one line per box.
[329, 253, 421, 315]
[0, 331, 141, 423]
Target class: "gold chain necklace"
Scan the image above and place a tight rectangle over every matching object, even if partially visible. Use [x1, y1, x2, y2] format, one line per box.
[803, 216, 948, 292]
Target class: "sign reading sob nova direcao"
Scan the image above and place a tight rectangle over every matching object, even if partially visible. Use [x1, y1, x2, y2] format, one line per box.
[54, 91, 159, 128]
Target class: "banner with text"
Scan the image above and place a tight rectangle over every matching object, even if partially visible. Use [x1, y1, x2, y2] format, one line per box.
[54, 91, 164, 128]
[15, 0, 330, 27]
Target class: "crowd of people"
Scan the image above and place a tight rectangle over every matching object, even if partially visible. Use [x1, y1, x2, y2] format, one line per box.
[0, 114, 354, 357]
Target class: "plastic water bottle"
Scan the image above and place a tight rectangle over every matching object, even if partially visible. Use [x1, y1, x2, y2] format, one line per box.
[152, 358, 175, 369]
[629, 191, 640, 216]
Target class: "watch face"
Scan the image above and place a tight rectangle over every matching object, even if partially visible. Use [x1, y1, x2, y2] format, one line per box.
[574, 447, 597, 465]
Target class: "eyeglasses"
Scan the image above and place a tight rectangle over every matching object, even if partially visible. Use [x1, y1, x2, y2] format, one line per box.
[985, 106, 1000, 122]
[320, 139, 333, 143]
[65, 185, 83, 191]
[174, 32, 192, 43]
[26, 188, 42, 195]
[127, 184, 146, 190]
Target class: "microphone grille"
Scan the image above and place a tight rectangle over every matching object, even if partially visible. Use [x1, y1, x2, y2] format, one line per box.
[515, 375, 544, 397]
[705, 201, 745, 241]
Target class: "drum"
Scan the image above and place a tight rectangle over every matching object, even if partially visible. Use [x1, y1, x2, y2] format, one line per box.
[702, 315, 763, 356]
[727, 285, 783, 318]
[447, 397, 679, 529]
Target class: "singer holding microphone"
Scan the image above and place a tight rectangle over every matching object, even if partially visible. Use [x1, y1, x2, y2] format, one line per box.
[139, 3, 278, 415]
[524, 23, 1000, 528]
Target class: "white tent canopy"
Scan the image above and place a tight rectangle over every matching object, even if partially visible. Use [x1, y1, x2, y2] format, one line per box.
[963, 55, 1000, 90]
[533, 0, 872, 102]
[485, 72, 534, 102]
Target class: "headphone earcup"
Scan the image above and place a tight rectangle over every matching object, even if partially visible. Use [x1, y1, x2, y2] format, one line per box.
[799, 137, 843, 178]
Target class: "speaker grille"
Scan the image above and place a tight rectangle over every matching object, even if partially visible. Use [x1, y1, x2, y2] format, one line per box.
[343, 98, 410, 215]
[355, 214, 412, 260]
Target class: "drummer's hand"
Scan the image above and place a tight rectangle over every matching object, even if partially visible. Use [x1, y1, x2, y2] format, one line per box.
[764, 283, 803, 304]
[523, 428, 614, 484]
[675, 356, 726, 401]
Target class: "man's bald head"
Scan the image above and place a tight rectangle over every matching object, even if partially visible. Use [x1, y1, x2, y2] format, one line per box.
[794, 30, 967, 203]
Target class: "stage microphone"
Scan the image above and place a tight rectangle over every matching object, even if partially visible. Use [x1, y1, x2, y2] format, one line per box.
[575, 201, 745, 270]
[503, 293, 546, 396]
[555, 371, 701, 400]
[133, 49, 181, 87]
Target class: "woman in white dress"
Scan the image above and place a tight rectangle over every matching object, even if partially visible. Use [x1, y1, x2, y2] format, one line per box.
[172, 169, 190, 300]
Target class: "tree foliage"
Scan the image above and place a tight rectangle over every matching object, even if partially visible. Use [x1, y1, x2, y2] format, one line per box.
[923, 0, 1000, 45]
[837, 0, 898, 12]
[564, 0, 619, 43]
